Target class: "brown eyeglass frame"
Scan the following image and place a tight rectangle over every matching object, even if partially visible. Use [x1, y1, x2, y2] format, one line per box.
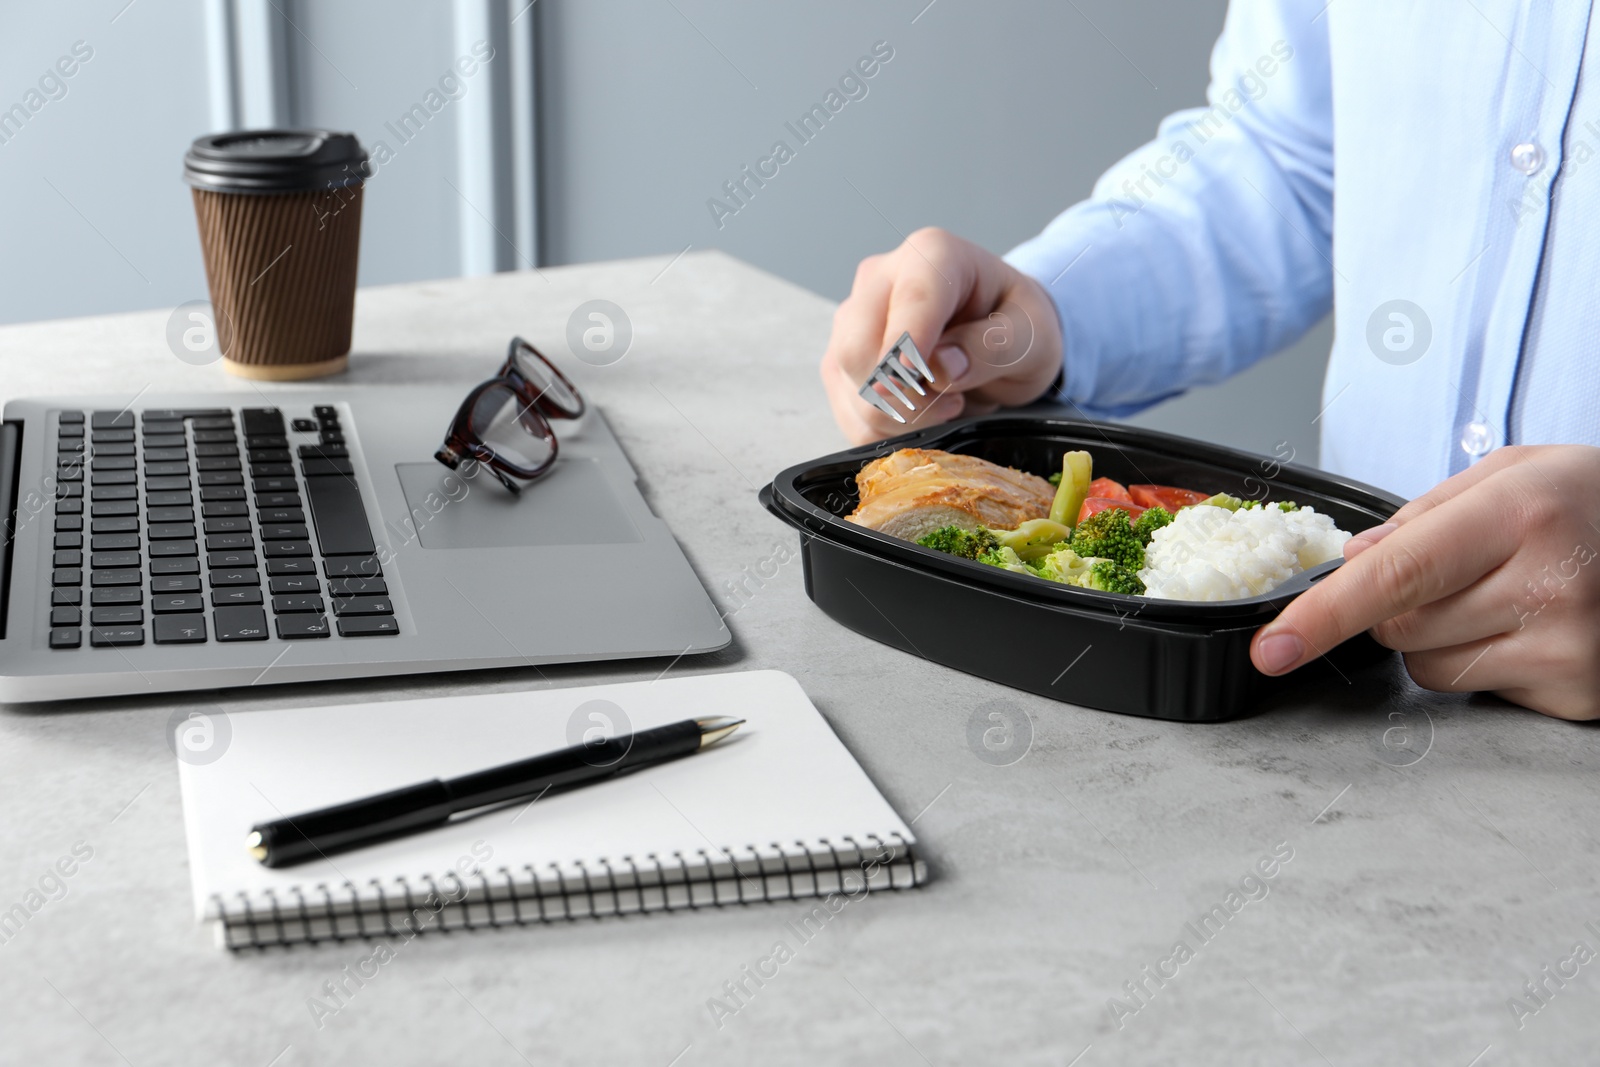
[434, 336, 586, 493]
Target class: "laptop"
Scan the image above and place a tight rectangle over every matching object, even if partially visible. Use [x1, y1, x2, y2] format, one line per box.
[0, 390, 730, 702]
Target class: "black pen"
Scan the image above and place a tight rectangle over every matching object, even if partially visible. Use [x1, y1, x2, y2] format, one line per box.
[246, 716, 745, 868]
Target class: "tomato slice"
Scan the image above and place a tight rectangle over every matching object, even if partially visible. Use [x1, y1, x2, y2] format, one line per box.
[1088, 477, 1133, 503]
[1078, 497, 1147, 523]
[1129, 484, 1211, 511]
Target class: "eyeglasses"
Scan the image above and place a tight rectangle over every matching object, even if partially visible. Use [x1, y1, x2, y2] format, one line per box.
[434, 336, 586, 493]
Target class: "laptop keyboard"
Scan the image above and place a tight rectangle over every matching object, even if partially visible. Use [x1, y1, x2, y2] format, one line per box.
[45, 405, 399, 650]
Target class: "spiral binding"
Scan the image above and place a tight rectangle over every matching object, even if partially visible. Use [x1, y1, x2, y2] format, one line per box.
[214, 834, 924, 950]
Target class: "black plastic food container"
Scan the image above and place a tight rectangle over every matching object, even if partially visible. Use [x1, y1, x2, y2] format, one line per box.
[760, 415, 1407, 722]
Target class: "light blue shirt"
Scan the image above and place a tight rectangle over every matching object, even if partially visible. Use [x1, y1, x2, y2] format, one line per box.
[1005, 0, 1600, 500]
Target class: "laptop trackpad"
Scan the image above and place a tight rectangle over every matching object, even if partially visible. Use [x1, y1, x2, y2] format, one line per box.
[393, 460, 642, 549]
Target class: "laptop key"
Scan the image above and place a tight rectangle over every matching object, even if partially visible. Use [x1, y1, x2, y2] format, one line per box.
[197, 472, 241, 487]
[332, 596, 392, 616]
[150, 558, 200, 575]
[91, 606, 144, 626]
[201, 486, 246, 502]
[255, 493, 302, 509]
[258, 507, 305, 524]
[53, 550, 82, 567]
[272, 595, 324, 613]
[151, 541, 198, 558]
[304, 476, 376, 557]
[260, 524, 309, 541]
[91, 500, 137, 517]
[300, 457, 355, 477]
[143, 462, 190, 477]
[91, 456, 136, 470]
[91, 552, 141, 569]
[196, 457, 241, 472]
[212, 587, 263, 606]
[149, 576, 201, 594]
[266, 558, 316, 576]
[241, 408, 285, 436]
[194, 442, 239, 457]
[150, 523, 197, 540]
[91, 485, 137, 500]
[50, 606, 81, 626]
[262, 540, 312, 558]
[52, 588, 82, 606]
[269, 575, 320, 594]
[337, 615, 399, 637]
[147, 507, 195, 524]
[91, 533, 139, 551]
[254, 477, 298, 493]
[277, 613, 331, 639]
[146, 491, 193, 507]
[55, 532, 84, 549]
[49, 627, 82, 649]
[90, 520, 139, 537]
[214, 605, 269, 641]
[59, 410, 84, 424]
[91, 569, 141, 586]
[210, 568, 260, 586]
[327, 576, 386, 596]
[142, 434, 186, 449]
[91, 470, 137, 485]
[90, 626, 144, 647]
[147, 476, 192, 491]
[55, 498, 84, 514]
[153, 615, 208, 644]
[323, 556, 381, 578]
[207, 550, 257, 568]
[203, 501, 248, 517]
[52, 568, 82, 586]
[152, 595, 204, 614]
[203, 516, 251, 535]
[207, 533, 254, 550]
[143, 448, 188, 462]
[91, 587, 142, 605]
[55, 515, 85, 532]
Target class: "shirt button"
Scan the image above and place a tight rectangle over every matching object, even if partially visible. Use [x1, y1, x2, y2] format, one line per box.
[1510, 141, 1545, 175]
[1460, 421, 1497, 457]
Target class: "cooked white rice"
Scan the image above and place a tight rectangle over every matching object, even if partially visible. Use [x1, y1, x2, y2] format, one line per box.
[1139, 504, 1350, 602]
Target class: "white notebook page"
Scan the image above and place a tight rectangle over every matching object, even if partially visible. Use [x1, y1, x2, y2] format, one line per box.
[178, 670, 915, 919]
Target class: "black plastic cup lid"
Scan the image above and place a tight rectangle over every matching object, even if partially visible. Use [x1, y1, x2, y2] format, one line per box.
[184, 129, 370, 195]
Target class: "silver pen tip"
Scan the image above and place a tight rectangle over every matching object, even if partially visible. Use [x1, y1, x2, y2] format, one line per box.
[695, 716, 745, 748]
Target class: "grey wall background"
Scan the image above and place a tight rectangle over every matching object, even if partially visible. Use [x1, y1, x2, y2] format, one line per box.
[0, 0, 1331, 463]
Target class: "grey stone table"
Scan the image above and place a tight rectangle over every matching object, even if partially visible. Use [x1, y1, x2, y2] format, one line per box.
[0, 252, 1595, 1066]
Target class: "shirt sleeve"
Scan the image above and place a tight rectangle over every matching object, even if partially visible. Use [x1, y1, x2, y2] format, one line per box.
[1004, 0, 1334, 418]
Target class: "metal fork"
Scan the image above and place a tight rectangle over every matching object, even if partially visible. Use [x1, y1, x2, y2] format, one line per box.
[857, 331, 936, 424]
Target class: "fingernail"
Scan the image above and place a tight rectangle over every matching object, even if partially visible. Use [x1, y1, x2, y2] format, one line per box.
[1344, 522, 1398, 559]
[1255, 632, 1305, 674]
[935, 345, 969, 383]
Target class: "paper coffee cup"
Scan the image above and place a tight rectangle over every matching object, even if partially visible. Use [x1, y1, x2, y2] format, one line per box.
[183, 130, 369, 381]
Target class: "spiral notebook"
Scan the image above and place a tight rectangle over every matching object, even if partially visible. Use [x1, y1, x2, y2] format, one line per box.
[177, 670, 926, 949]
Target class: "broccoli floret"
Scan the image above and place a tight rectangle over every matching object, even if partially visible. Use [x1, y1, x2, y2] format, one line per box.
[994, 518, 1074, 561]
[917, 524, 1001, 560]
[1067, 507, 1144, 570]
[1131, 505, 1172, 545]
[1048, 450, 1093, 527]
[976, 546, 1035, 574]
[1083, 559, 1145, 595]
[1031, 545, 1095, 585]
[1047, 471, 1063, 487]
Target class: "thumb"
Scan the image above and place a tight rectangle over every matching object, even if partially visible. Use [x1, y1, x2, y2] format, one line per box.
[935, 303, 1050, 407]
